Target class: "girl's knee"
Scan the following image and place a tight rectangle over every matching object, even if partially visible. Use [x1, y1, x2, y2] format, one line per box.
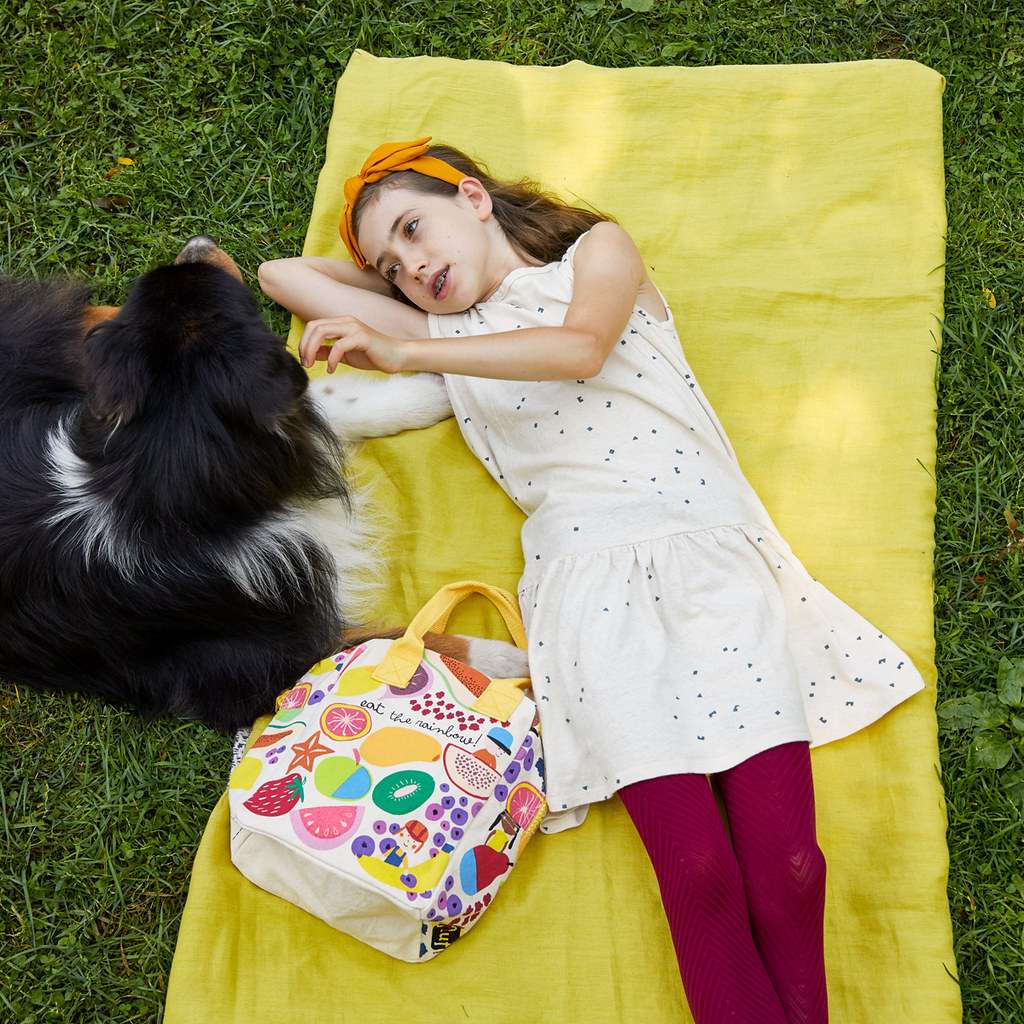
[792, 840, 827, 894]
[778, 839, 826, 892]
[662, 845, 748, 915]
[748, 840, 826, 920]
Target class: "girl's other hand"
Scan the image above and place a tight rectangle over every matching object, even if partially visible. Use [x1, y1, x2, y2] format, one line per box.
[298, 316, 410, 374]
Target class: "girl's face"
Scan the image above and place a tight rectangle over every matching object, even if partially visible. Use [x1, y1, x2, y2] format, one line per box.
[357, 179, 505, 313]
[395, 825, 423, 853]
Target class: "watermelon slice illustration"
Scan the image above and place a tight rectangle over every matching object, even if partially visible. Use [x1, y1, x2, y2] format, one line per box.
[290, 804, 364, 851]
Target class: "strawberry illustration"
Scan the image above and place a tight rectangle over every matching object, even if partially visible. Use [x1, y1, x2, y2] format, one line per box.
[243, 773, 305, 817]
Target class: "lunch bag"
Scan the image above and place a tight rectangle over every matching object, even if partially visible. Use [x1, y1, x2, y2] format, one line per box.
[228, 581, 548, 962]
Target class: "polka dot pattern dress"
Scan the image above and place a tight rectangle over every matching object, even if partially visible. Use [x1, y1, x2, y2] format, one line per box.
[427, 230, 925, 834]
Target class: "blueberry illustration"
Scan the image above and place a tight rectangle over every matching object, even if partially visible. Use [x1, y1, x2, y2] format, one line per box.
[451, 808, 468, 826]
[351, 835, 375, 857]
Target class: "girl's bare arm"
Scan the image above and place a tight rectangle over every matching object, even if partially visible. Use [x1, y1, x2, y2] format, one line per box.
[258, 256, 428, 339]
[400, 222, 643, 380]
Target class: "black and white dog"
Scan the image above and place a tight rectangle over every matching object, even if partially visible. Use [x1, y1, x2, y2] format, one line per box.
[0, 237, 519, 731]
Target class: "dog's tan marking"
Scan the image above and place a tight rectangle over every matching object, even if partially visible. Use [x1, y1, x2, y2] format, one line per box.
[205, 248, 243, 282]
[81, 305, 120, 331]
[339, 625, 470, 663]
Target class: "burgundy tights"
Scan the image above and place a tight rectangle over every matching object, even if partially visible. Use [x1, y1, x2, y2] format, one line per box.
[618, 741, 828, 1024]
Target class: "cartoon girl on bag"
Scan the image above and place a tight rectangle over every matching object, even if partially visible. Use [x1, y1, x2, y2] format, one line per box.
[384, 820, 429, 867]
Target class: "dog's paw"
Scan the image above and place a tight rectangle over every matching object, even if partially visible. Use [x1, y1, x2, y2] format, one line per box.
[380, 372, 453, 432]
[311, 371, 453, 442]
[307, 374, 374, 440]
[462, 637, 530, 679]
[307, 373, 363, 408]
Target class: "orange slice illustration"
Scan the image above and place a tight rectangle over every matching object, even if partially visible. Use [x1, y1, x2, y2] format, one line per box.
[507, 781, 545, 830]
[320, 703, 372, 742]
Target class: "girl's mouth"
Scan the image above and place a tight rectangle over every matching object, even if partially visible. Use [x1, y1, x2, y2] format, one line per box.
[433, 267, 450, 300]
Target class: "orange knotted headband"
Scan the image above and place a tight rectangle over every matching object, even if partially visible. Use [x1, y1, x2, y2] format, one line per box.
[338, 136, 465, 270]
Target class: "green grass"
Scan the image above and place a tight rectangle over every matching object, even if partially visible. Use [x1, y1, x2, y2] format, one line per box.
[1, 1, 1022, 1021]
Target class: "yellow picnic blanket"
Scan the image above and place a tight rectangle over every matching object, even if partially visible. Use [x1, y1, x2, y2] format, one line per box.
[165, 51, 958, 1023]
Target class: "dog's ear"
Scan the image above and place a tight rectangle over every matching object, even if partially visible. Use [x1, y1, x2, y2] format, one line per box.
[230, 345, 308, 431]
[81, 316, 151, 423]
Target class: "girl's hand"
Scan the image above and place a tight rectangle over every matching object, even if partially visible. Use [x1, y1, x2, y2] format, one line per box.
[298, 316, 410, 374]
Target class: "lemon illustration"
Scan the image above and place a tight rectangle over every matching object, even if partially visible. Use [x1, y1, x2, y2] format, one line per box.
[229, 757, 262, 790]
[334, 665, 385, 697]
[308, 656, 339, 676]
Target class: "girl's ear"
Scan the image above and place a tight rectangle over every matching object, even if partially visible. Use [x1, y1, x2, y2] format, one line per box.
[458, 177, 493, 219]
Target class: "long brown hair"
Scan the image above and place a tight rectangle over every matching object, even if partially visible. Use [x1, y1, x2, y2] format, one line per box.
[351, 143, 616, 304]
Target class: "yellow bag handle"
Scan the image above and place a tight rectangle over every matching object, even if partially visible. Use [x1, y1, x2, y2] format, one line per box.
[371, 581, 531, 720]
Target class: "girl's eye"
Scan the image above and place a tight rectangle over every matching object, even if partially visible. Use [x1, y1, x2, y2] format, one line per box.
[385, 219, 418, 281]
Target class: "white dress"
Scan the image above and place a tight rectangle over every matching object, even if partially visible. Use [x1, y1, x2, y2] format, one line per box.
[427, 230, 925, 833]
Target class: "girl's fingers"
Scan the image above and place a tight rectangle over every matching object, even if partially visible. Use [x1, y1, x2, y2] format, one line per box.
[298, 318, 371, 372]
[299, 322, 321, 365]
[326, 340, 352, 374]
[299, 331, 318, 367]
[300, 318, 351, 367]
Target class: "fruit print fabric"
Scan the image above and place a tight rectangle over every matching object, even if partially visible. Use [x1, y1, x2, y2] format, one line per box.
[228, 636, 547, 961]
[428, 230, 927, 833]
[243, 774, 305, 817]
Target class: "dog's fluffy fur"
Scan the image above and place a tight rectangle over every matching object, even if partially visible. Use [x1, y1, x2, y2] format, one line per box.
[0, 260, 385, 730]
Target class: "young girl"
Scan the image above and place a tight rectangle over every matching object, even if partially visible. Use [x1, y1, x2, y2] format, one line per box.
[259, 137, 926, 1024]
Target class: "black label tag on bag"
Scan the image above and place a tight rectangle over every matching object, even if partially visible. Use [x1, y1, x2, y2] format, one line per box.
[430, 922, 463, 950]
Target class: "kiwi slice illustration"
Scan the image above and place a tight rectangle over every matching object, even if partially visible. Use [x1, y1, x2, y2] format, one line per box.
[372, 770, 436, 814]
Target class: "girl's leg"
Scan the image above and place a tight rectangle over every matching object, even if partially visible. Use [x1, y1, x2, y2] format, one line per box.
[618, 773, 788, 1024]
[714, 741, 829, 1024]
